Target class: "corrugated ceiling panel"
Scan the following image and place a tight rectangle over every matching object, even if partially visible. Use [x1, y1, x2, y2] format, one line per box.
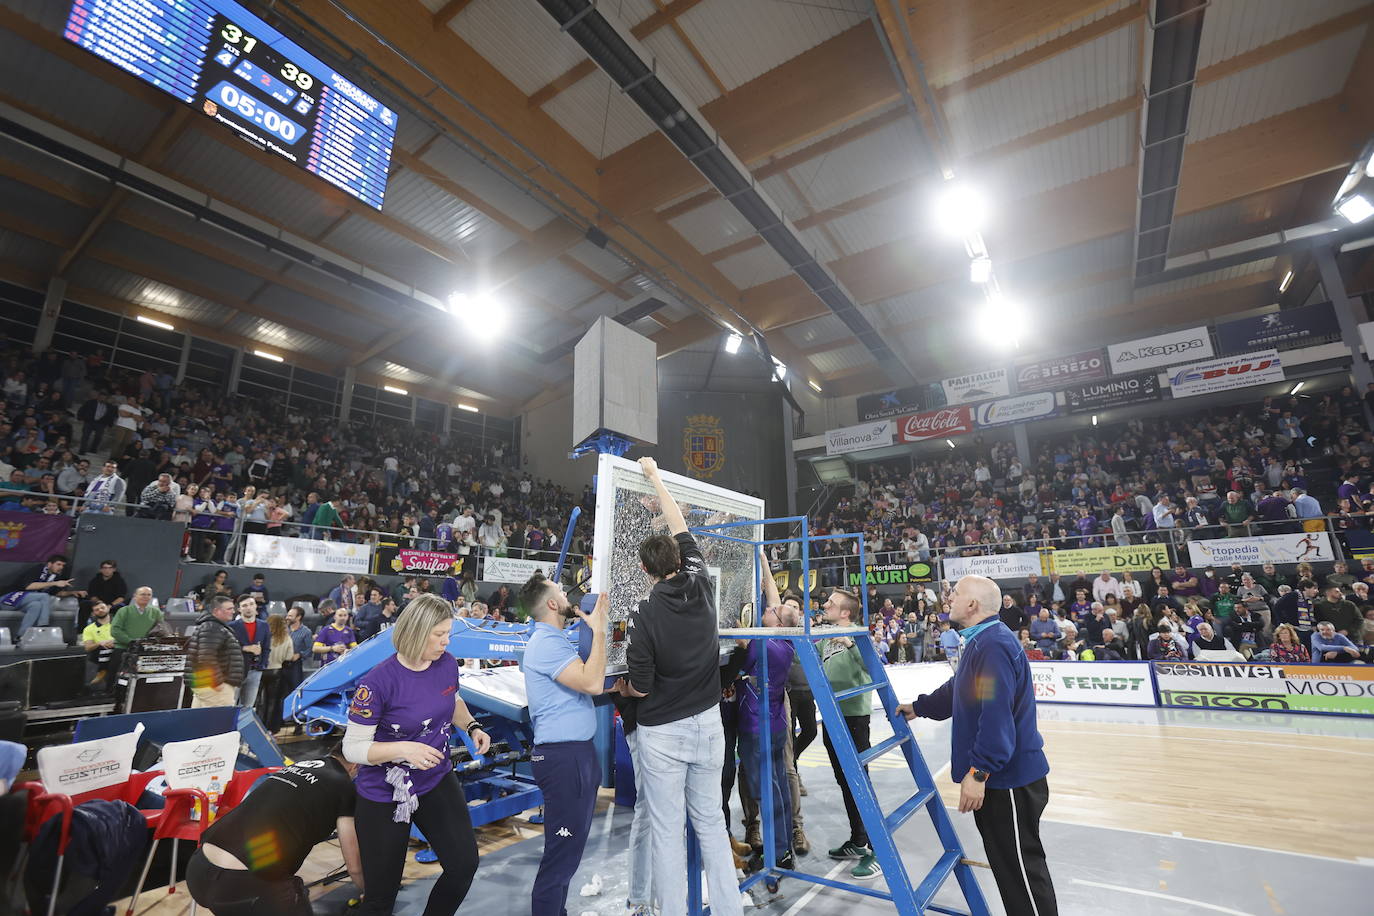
[1005, 231, 1133, 290]
[782, 313, 851, 350]
[990, 112, 1134, 200]
[1147, 257, 1278, 297]
[864, 282, 966, 328]
[767, 103, 905, 163]
[756, 175, 808, 222]
[571, 291, 625, 323]
[1197, 0, 1370, 68]
[787, 118, 925, 212]
[1041, 277, 1134, 318]
[449, 0, 590, 96]
[323, 218, 457, 295]
[944, 25, 1136, 155]
[0, 27, 162, 155]
[383, 170, 519, 261]
[0, 226, 57, 271]
[518, 259, 600, 311]
[542, 69, 658, 156]
[0, 177, 93, 239]
[160, 131, 343, 239]
[67, 261, 235, 325]
[391, 111, 437, 157]
[714, 244, 793, 288]
[0, 136, 111, 200]
[97, 223, 264, 301]
[826, 195, 916, 258]
[797, 225, 842, 265]
[566, 239, 636, 284]
[641, 28, 721, 109]
[1188, 26, 1365, 141]
[419, 141, 557, 233]
[362, 359, 429, 386]
[223, 312, 335, 359]
[942, 0, 1135, 86]
[250, 285, 386, 343]
[1168, 185, 1301, 255]
[810, 341, 872, 375]
[667, 196, 757, 254]
[677, 0, 868, 92]
[118, 196, 295, 274]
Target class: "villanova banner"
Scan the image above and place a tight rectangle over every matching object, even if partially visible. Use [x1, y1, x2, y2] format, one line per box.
[0, 510, 72, 563]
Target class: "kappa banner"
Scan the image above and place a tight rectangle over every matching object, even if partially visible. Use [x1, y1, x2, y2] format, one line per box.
[1049, 543, 1170, 573]
[1154, 661, 1374, 717]
[1030, 661, 1154, 707]
[943, 552, 1041, 581]
[1215, 302, 1340, 354]
[243, 533, 370, 575]
[1187, 532, 1334, 567]
[1065, 373, 1159, 413]
[1168, 349, 1282, 398]
[825, 420, 895, 456]
[483, 555, 557, 584]
[896, 406, 974, 442]
[0, 510, 72, 563]
[973, 392, 1058, 428]
[1107, 326, 1212, 374]
[940, 369, 1009, 405]
[1014, 349, 1108, 392]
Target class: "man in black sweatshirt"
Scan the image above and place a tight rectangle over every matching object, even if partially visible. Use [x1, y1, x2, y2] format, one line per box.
[622, 456, 743, 916]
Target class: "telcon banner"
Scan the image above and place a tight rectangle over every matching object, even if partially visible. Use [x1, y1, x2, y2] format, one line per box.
[896, 406, 974, 442]
[1014, 349, 1108, 392]
[973, 391, 1058, 428]
[243, 534, 370, 575]
[940, 369, 1010, 405]
[483, 555, 557, 584]
[1187, 532, 1334, 567]
[825, 420, 895, 456]
[1154, 661, 1374, 717]
[943, 552, 1042, 580]
[1107, 326, 1212, 374]
[1030, 661, 1154, 706]
[1049, 543, 1170, 573]
[1167, 349, 1282, 398]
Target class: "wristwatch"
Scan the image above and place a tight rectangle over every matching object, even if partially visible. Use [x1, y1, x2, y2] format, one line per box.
[968, 767, 989, 783]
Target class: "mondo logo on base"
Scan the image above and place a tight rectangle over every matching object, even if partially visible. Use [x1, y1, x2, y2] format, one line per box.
[896, 406, 973, 442]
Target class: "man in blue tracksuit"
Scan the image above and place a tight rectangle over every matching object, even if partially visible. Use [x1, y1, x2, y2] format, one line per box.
[898, 574, 1058, 916]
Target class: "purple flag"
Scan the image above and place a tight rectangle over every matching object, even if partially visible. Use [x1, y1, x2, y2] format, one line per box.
[0, 511, 72, 563]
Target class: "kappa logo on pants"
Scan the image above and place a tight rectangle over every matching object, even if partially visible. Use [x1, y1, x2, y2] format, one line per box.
[555, 827, 572, 837]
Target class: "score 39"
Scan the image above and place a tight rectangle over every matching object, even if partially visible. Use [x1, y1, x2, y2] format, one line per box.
[220, 20, 313, 91]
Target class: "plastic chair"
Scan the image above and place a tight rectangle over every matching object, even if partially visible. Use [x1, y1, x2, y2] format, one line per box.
[70, 769, 164, 809]
[290, 600, 314, 617]
[18, 627, 65, 650]
[19, 785, 73, 916]
[216, 766, 280, 813]
[125, 786, 209, 916]
[0, 627, 12, 650]
[164, 597, 194, 616]
[266, 601, 288, 618]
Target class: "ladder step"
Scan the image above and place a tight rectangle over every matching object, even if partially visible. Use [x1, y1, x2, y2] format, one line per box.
[833, 681, 879, 702]
[885, 785, 937, 834]
[859, 732, 909, 766]
[914, 849, 963, 911]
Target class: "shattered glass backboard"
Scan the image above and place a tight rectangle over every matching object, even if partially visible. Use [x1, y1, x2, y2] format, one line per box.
[592, 454, 765, 672]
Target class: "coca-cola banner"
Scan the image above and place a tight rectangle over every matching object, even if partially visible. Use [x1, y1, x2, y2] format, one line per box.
[1014, 349, 1108, 392]
[896, 406, 974, 442]
[940, 369, 1009, 405]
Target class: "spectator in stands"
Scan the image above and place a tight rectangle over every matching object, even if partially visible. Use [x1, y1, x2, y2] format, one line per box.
[8, 553, 84, 639]
[1290, 487, 1322, 520]
[246, 573, 269, 606]
[1316, 585, 1361, 642]
[328, 574, 357, 613]
[1067, 589, 1092, 623]
[230, 595, 270, 711]
[76, 392, 113, 453]
[1143, 568, 1168, 602]
[1325, 561, 1356, 593]
[354, 586, 385, 642]
[1191, 622, 1244, 662]
[1148, 623, 1187, 660]
[259, 613, 293, 732]
[1109, 505, 1130, 547]
[1211, 582, 1237, 623]
[1028, 610, 1059, 657]
[311, 497, 342, 540]
[997, 594, 1026, 632]
[1273, 579, 1320, 649]
[187, 596, 246, 707]
[1092, 570, 1123, 604]
[1268, 624, 1310, 664]
[1168, 565, 1199, 598]
[85, 559, 128, 609]
[108, 394, 143, 460]
[1080, 603, 1112, 645]
[1220, 490, 1255, 537]
[1120, 570, 1142, 601]
[56, 457, 90, 496]
[1224, 603, 1267, 659]
[280, 605, 313, 733]
[1150, 584, 1182, 619]
[314, 603, 358, 665]
[1311, 621, 1362, 664]
[1092, 625, 1126, 661]
[136, 472, 179, 520]
[1256, 562, 1290, 596]
[81, 459, 125, 514]
[1126, 607, 1154, 659]
[81, 599, 115, 691]
[888, 630, 919, 664]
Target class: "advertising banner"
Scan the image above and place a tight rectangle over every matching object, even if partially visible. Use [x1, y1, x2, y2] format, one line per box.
[973, 392, 1058, 428]
[37, 723, 143, 796]
[1107, 326, 1212, 374]
[941, 369, 1010, 405]
[1167, 349, 1282, 398]
[943, 552, 1042, 581]
[1154, 661, 1374, 717]
[825, 420, 895, 456]
[242, 534, 370, 575]
[1049, 543, 1170, 573]
[896, 406, 974, 442]
[1215, 302, 1340, 354]
[392, 549, 463, 575]
[846, 561, 934, 588]
[1064, 373, 1160, 412]
[482, 555, 558, 584]
[857, 385, 929, 421]
[162, 730, 240, 792]
[0, 510, 72, 563]
[1014, 349, 1108, 392]
[1186, 532, 1334, 567]
[1030, 661, 1154, 706]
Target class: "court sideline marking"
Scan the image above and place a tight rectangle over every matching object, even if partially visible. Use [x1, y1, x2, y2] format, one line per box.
[1037, 726, 1374, 758]
[1071, 878, 1257, 915]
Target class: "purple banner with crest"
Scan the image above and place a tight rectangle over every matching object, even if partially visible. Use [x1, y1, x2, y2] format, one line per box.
[0, 510, 72, 563]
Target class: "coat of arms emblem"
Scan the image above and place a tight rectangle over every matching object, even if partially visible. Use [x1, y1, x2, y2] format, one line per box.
[683, 414, 725, 478]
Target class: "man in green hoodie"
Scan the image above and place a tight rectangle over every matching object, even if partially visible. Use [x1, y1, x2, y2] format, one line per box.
[818, 587, 880, 880]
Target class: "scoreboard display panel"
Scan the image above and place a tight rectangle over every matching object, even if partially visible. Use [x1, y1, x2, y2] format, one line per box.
[64, 0, 397, 209]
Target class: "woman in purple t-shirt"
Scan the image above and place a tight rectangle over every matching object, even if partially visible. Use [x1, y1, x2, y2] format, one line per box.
[342, 595, 491, 915]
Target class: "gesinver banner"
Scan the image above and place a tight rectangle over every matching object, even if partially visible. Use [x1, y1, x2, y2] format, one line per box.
[1048, 543, 1170, 573]
[1030, 661, 1153, 706]
[1153, 661, 1374, 717]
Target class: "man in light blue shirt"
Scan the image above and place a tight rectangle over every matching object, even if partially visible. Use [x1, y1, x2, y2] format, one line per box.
[520, 574, 607, 916]
[1290, 487, 1322, 520]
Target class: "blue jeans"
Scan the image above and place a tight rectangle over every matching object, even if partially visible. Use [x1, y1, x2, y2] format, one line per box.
[239, 669, 262, 711]
[636, 708, 743, 916]
[738, 728, 791, 859]
[17, 592, 53, 638]
[624, 729, 653, 908]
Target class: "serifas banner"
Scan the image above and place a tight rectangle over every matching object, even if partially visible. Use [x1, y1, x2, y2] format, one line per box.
[1064, 373, 1159, 413]
[896, 406, 974, 442]
[1030, 661, 1154, 707]
[1186, 532, 1334, 567]
[1168, 350, 1282, 398]
[1215, 302, 1339, 354]
[1154, 661, 1374, 717]
[1107, 326, 1212, 374]
[973, 391, 1058, 428]
[941, 369, 1009, 405]
[1014, 349, 1108, 392]
[0, 510, 72, 563]
[825, 420, 895, 456]
[943, 552, 1042, 581]
[1049, 543, 1170, 573]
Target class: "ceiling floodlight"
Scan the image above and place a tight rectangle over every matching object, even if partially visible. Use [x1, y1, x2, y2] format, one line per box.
[1092, 415, 1099, 426]
[1279, 270, 1294, 293]
[970, 256, 993, 284]
[383, 385, 408, 395]
[136, 314, 174, 331]
[725, 333, 742, 354]
[974, 295, 1027, 348]
[808, 379, 823, 393]
[1289, 382, 1304, 395]
[1336, 193, 1374, 224]
[933, 183, 987, 237]
[448, 289, 505, 339]
[254, 349, 284, 362]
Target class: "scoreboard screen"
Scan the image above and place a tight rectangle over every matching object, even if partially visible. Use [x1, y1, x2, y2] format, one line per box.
[64, 0, 397, 210]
